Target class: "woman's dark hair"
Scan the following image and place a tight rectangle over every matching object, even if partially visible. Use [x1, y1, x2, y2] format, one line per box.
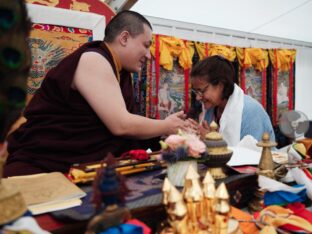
[190, 55, 235, 100]
[104, 10, 152, 43]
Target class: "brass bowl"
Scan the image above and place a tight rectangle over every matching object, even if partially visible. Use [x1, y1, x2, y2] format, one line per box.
[202, 151, 233, 179]
[203, 151, 233, 168]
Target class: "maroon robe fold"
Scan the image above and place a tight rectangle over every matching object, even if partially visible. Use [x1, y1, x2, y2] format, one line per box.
[5, 41, 138, 176]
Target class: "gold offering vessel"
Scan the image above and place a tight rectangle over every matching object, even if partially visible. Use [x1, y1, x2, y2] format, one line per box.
[203, 122, 233, 179]
[248, 132, 277, 212]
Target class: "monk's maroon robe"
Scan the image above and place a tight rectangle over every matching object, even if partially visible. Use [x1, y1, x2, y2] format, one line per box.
[5, 41, 138, 176]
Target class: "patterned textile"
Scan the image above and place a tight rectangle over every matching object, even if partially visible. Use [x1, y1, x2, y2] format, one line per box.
[133, 63, 147, 117]
[27, 24, 92, 99]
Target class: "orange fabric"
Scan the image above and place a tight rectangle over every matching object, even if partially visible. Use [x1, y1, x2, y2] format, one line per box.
[268, 49, 296, 71]
[209, 44, 236, 61]
[297, 138, 312, 157]
[230, 206, 259, 234]
[150, 35, 193, 70]
[236, 48, 269, 71]
[194, 42, 208, 60]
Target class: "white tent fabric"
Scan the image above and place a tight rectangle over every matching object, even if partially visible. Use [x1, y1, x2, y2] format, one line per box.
[131, 0, 312, 119]
[131, 0, 312, 44]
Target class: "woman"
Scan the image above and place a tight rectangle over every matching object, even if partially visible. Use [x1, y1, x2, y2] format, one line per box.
[190, 55, 275, 146]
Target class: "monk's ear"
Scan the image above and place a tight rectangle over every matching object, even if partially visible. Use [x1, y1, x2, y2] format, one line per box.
[119, 31, 130, 46]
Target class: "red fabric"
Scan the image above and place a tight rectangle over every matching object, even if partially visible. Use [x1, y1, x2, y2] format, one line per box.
[302, 168, 312, 180]
[126, 219, 151, 234]
[35, 214, 64, 231]
[240, 67, 246, 92]
[272, 49, 278, 125]
[148, 60, 153, 117]
[155, 35, 160, 119]
[120, 150, 150, 161]
[254, 203, 312, 232]
[261, 69, 267, 108]
[288, 59, 294, 110]
[282, 203, 312, 232]
[184, 69, 189, 113]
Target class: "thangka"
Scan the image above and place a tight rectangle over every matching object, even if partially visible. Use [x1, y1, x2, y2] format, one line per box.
[236, 48, 269, 109]
[241, 66, 267, 108]
[147, 58, 189, 119]
[27, 24, 92, 102]
[269, 49, 296, 126]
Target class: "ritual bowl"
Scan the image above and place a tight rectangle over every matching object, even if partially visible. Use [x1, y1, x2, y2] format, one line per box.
[202, 150, 233, 179]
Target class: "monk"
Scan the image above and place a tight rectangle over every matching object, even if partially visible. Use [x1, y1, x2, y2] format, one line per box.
[4, 11, 189, 176]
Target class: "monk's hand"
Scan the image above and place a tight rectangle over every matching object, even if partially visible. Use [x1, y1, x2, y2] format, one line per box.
[165, 111, 189, 134]
[175, 110, 187, 120]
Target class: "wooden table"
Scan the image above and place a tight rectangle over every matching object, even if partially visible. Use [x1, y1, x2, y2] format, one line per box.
[35, 171, 257, 234]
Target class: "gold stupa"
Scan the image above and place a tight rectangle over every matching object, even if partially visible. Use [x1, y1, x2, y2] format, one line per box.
[203, 121, 233, 179]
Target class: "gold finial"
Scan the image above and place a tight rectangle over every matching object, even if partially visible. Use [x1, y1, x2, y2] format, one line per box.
[257, 132, 277, 178]
[162, 178, 172, 206]
[168, 185, 183, 204]
[185, 164, 200, 180]
[249, 133, 277, 212]
[213, 183, 230, 234]
[205, 121, 222, 141]
[215, 183, 229, 200]
[172, 200, 187, 217]
[202, 171, 215, 198]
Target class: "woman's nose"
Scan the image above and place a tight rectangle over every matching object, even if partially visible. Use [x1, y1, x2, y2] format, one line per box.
[146, 49, 151, 59]
[195, 93, 202, 101]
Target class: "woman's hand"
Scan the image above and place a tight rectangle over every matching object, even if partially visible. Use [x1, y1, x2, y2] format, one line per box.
[185, 118, 199, 134]
[198, 120, 210, 140]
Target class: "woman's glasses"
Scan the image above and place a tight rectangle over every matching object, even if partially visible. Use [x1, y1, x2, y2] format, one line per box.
[191, 83, 210, 97]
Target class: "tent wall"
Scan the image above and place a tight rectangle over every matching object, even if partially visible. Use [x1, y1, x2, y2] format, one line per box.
[146, 15, 312, 119]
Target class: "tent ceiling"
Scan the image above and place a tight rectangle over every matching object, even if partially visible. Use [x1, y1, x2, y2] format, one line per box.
[131, 0, 312, 43]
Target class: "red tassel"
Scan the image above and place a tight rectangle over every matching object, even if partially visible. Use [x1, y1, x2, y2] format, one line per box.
[289, 59, 294, 110]
[273, 49, 278, 125]
[184, 68, 189, 113]
[205, 43, 209, 57]
[155, 35, 160, 119]
[240, 49, 246, 93]
[262, 69, 267, 108]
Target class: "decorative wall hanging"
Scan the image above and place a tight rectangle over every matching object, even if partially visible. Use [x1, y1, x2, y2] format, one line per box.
[27, 24, 92, 100]
[25, 3, 105, 104]
[269, 49, 296, 125]
[236, 48, 269, 108]
[147, 35, 194, 119]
